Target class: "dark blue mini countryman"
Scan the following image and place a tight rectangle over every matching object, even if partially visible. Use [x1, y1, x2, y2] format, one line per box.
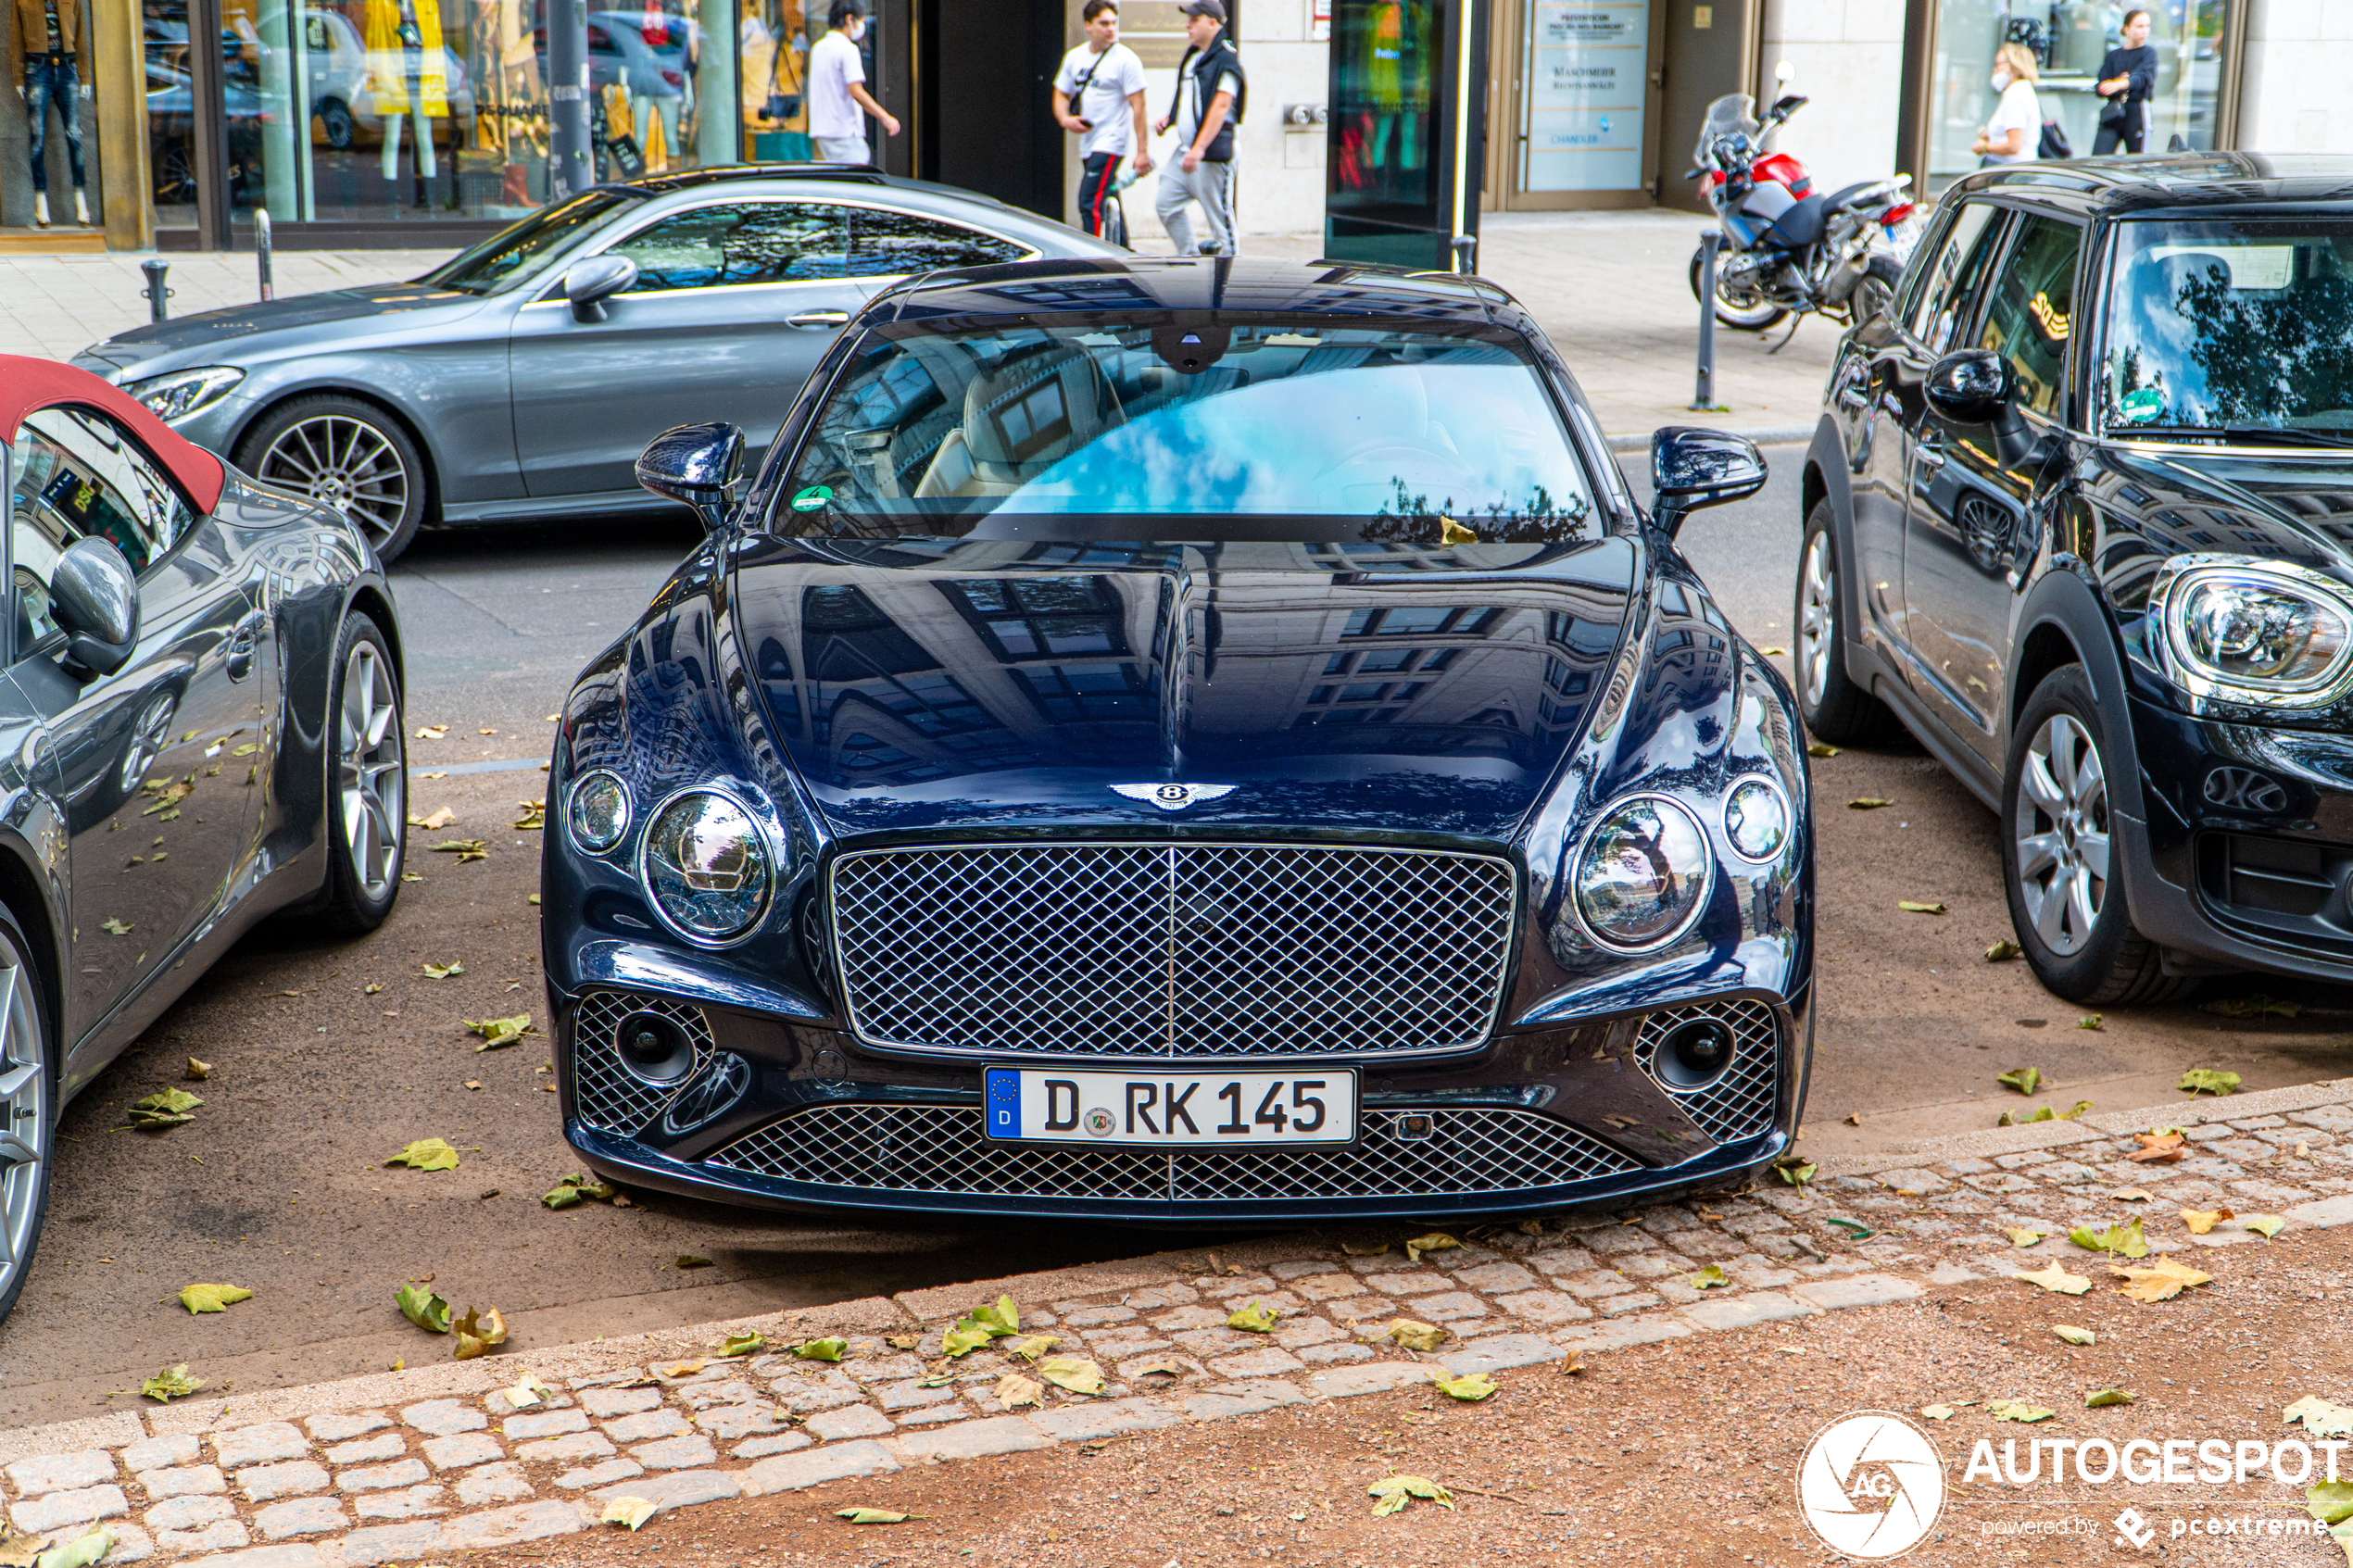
[541, 257, 1814, 1223]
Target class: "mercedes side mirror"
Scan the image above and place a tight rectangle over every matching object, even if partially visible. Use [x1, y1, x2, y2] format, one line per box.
[635, 421, 745, 533]
[563, 254, 639, 323]
[1649, 427, 1768, 539]
[50, 536, 139, 679]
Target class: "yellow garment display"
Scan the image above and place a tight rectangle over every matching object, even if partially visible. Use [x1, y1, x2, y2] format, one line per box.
[365, 0, 449, 118]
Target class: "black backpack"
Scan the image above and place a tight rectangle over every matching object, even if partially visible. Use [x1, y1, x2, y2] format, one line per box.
[2038, 118, 2072, 160]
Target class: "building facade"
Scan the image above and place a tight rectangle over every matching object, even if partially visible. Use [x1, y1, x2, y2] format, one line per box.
[1, 0, 2344, 251]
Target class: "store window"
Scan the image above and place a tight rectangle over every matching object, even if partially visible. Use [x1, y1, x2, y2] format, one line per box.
[140, 0, 745, 240]
[1925, 0, 2236, 191]
[739, 3, 875, 164]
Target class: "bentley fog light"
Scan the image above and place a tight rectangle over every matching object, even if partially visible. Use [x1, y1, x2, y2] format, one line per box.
[642, 791, 771, 941]
[1723, 777, 1791, 862]
[125, 366, 244, 422]
[1574, 796, 1711, 950]
[567, 771, 631, 852]
[2161, 559, 2353, 707]
[1655, 1016, 1736, 1090]
[613, 1009, 697, 1085]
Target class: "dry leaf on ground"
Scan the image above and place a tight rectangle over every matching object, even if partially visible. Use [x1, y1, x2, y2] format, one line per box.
[453, 1307, 508, 1360]
[2086, 1389, 2136, 1408]
[2287, 1399, 2353, 1440]
[1367, 1475, 1453, 1516]
[996, 1373, 1044, 1411]
[836, 1509, 918, 1524]
[1997, 1067, 2043, 1095]
[410, 807, 457, 830]
[2181, 1207, 2234, 1234]
[788, 1336, 842, 1361]
[1985, 939, 2022, 960]
[2014, 1261, 2094, 1296]
[2245, 1215, 2287, 1238]
[1689, 1263, 1728, 1289]
[2179, 1068, 2242, 1096]
[396, 1281, 451, 1334]
[1989, 1399, 2055, 1423]
[1387, 1318, 1449, 1351]
[1432, 1372, 1497, 1401]
[1228, 1301, 1279, 1332]
[2131, 1131, 2188, 1163]
[2005, 1228, 2048, 1248]
[1847, 797, 1894, 810]
[1403, 1233, 1459, 1265]
[386, 1138, 459, 1172]
[2053, 1325, 2095, 1345]
[141, 1364, 203, 1401]
[422, 960, 464, 979]
[600, 1498, 661, 1531]
[183, 1057, 210, 1081]
[178, 1283, 252, 1314]
[1005, 1334, 1060, 1361]
[1039, 1355, 1105, 1395]
[2110, 1256, 2213, 1303]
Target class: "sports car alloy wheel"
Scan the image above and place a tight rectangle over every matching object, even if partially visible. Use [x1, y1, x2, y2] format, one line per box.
[2014, 713, 2110, 958]
[337, 640, 404, 901]
[257, 414, 411, 549]
[0, 937, 46, 1309]
[1797, 530, 1837, 709]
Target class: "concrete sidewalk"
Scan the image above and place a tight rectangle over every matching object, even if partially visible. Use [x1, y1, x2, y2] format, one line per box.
[2, 213, 1833, 444]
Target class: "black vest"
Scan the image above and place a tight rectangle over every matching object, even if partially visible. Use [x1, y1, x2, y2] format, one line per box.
[1168, 36, 1246, 163]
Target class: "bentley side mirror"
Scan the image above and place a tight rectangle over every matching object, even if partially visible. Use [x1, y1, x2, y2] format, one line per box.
[635, 421, 746, 533]
[1649, 427, 1768, 539]
[50, 536, 139, 680]
[563, 254, 639, 323]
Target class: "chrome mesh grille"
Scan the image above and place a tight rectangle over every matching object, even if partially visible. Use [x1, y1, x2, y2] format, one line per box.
[829, 843, 1516, 1059]
[571, 991, 717, 1135]
[1631, 997, 1780, 1144]
[706, 1104, 1640, 1200]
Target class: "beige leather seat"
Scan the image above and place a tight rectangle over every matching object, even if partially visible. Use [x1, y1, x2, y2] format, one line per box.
[915, 347, 1121, 499]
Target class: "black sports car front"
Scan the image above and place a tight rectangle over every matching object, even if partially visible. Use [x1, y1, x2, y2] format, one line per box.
[540, 258, 1816, 1223]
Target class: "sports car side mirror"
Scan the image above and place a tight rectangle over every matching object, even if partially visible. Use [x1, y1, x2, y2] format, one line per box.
[564, 254, 639, 323]
[50, 536, 139, 680]
[1649, 427, 1767, 539]
[636, 421, 745, 533]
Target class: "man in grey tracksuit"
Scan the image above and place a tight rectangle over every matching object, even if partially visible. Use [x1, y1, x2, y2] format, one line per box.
[1153, 0, 1244, 257]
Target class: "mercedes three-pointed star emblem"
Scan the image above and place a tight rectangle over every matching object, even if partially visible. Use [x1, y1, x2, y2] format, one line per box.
[1110, 783, 1239, 811]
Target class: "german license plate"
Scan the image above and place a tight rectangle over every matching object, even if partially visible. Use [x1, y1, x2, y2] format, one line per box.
[982, 1067, 1358, 1148]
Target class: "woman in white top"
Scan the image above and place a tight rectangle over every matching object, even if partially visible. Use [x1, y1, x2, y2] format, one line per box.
[1972, 43, 2043, 166]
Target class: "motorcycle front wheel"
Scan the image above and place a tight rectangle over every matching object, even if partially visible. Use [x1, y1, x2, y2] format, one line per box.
[1690, 245, 1790, 332]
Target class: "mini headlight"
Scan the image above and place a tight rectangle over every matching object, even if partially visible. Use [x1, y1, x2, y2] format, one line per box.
[125, 366, 245, 423]
[1723, 777, 1791, 863]
[2160, 559, 2353, 707]
[642, 791, 771, 942]
[567, 771, 630, 853]
[1574, 796, 1711, 950]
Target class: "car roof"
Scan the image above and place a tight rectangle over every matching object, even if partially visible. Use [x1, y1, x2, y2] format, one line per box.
[1944, 152, 2353, 221]
[0, 355, 225, 512]
[586, 165, 1125, 256]
[877, 257, 1516, 325]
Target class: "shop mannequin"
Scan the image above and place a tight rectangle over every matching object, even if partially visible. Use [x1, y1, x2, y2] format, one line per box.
[365, 0, 448, 183]
[14, 0, 94, 225]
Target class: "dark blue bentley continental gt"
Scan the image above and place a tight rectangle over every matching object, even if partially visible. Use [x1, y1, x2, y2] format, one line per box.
[541, 258, 1813, 1223]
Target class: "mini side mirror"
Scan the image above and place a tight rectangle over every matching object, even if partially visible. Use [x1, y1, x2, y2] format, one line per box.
[1925, 348, 2014, 424]
[636, 421, 746, 533]
[1649, 426, 1768, 539]
[564, 254, 639, 323]
[50, 536, 139, 679]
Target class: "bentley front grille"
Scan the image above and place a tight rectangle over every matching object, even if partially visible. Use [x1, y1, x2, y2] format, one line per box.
[1630, 997, 1781, 1145]
[705, 1103, 1640, 1201]
[570, 991, 717, 1135]
[828, 843, 1516, 1059]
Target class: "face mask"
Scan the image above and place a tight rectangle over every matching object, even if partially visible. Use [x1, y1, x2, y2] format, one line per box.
[1992, 68, 2012, 89]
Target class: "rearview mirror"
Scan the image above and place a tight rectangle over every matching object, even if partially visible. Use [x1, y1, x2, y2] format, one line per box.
[50, 536, 139, 679]
[635, 421, 745, 533]
[564, 254, 639, 323]
[1649, 427, 1767, 539]
[1924, 349, 2013, 424]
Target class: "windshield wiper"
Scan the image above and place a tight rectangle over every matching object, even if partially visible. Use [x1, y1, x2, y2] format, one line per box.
[2111, 423, 2353, 450]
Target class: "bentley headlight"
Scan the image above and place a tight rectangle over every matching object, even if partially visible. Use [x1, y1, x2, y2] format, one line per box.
[642, 791, 771, 942]
[1723, 777, 1791, 863]
[566, 770, 631, 853]
[2161, 559, 2353, 707]
[124, 366, 245, 423]
[1574, 796, 1711, 950]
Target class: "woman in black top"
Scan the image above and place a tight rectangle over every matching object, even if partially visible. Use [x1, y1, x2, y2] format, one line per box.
[2094, 8, 2158, 155]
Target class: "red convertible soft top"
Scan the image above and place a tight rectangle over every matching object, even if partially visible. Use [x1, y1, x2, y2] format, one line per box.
[1, 355, 227, 515]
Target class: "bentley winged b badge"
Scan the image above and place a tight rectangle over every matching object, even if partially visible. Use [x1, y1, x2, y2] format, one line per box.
[1111, 783, 1239, 812]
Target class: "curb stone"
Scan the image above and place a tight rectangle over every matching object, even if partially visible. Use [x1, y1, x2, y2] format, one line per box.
[0, 1088, 2347, 1562]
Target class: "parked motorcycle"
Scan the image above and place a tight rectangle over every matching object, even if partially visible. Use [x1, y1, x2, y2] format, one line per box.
[1688, 91, 1922, 332]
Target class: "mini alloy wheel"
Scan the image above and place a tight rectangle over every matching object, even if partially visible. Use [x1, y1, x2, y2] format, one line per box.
[1797, 528, 1837, 709]
[2013, 712, 2109, 958]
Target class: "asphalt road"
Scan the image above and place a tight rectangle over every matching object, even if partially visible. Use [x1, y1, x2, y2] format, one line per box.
[3, 470, 2347, 1426]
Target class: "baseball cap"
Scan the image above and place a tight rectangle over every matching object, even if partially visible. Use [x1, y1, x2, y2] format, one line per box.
[1177, 0, 1227, 19]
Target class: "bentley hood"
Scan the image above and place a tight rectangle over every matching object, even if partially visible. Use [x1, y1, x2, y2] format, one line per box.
[730, 536, 1642, 841]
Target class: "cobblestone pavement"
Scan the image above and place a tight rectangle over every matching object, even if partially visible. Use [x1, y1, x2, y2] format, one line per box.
[3, 1081, 2348, 1566]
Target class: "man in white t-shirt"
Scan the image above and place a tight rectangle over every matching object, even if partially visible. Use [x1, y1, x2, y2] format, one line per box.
[1152, 0, 1244, 257]
[1054, 0, 1151, 239]
[808, 0, 898, 165]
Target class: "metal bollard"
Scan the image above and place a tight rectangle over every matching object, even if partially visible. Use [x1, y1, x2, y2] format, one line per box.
[1692, 231, 1721, 411]
[1450, 234, 1478, 275]
[256, 208, 274, 302]
[142, 258, 172, 323]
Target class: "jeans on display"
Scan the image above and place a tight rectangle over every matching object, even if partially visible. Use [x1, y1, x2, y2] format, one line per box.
[23, 56, 86, 193]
